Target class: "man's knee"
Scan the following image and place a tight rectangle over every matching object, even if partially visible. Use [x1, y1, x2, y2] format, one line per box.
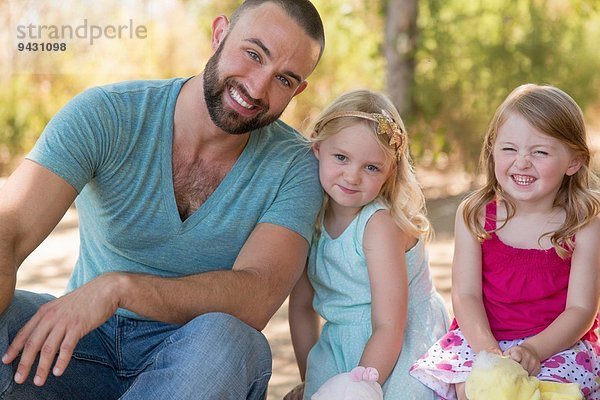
[1, 291, 54, 320]
[184, 312, 271, 360]
[169, 312, 272, 378]
[0, 291, 55, 398]
[1, 291, 54, 343]
[147, 312, 271, 398]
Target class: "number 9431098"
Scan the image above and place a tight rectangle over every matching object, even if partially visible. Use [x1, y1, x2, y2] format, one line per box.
[17, 42, 67, 51]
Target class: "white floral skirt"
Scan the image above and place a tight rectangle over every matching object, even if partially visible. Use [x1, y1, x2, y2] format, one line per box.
[409, 328, 600, 399]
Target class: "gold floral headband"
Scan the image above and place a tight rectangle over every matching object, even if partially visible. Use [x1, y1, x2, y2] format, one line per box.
[314, 110, 406, 160]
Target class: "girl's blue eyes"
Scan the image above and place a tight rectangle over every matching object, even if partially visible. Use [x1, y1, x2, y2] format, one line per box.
[332, 155, 380, 172]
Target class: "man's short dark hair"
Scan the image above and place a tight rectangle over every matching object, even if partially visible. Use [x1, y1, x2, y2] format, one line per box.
[230, 0, 325, 62]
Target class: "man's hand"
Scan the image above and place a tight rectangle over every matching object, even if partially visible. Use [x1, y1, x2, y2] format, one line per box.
[503, 342, 541, 376]
[1, 273, 121, 386]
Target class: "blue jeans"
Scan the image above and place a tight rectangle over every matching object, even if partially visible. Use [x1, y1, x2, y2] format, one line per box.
[0, 290, 272, 399]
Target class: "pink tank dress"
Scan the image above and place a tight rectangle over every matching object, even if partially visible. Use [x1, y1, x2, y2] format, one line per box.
[409, 201, 600, 399]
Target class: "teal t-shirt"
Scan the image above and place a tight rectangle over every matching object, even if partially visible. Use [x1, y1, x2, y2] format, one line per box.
[27, 78, 323, 318]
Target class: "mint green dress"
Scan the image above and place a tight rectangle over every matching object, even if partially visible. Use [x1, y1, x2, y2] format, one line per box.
[304, 202, 450, 400]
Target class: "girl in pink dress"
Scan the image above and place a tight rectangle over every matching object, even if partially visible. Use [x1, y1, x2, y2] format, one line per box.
[410, 84, 600, 399]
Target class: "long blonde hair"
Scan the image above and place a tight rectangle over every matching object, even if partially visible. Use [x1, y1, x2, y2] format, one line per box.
[309, 89, 431, 241]
[463, 83, 600, 258]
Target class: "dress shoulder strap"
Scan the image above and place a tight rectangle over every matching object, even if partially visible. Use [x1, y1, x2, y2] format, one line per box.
[354, 202, 387, 247]
[484, 200, 497, 232]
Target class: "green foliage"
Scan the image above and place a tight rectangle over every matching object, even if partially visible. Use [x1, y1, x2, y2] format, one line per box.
[1, 0, 599, 174]
[0, 76, 66, 172]
[412, 0, 600, 171]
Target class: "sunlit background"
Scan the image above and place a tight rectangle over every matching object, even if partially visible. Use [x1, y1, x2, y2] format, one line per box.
[2, 0, 599, 175]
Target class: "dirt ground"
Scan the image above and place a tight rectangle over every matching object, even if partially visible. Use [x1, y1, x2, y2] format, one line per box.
[14, 169, 467, 399]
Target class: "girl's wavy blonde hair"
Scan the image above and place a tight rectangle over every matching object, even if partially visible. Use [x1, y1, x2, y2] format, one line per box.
[463, 83, 600, 258]
[309, 89, 431, 241]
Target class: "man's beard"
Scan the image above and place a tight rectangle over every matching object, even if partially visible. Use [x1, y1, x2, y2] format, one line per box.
[203, 44, 282, 135]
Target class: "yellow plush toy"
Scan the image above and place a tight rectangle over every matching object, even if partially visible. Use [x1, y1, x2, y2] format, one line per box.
[539, 381, 585, 400]
[465, 351, 583, 400]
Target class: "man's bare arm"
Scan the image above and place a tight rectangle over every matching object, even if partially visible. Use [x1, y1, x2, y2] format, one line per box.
[0, 160, 77, 313]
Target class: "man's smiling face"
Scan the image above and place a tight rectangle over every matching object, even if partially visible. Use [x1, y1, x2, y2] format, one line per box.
[203, 2, 320, 135]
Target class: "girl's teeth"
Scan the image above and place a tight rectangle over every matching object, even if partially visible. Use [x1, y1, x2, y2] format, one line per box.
[513, 175, 534, 185]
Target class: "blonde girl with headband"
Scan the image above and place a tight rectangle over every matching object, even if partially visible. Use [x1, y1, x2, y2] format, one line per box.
[410, 84, 600, 399]
[284, 90, 449, 400]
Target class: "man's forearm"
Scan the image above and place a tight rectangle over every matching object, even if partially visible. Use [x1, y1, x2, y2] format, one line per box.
[113, 269, 286, 330]
[109, 224, 308, 331]
[0, 219, 18, 314]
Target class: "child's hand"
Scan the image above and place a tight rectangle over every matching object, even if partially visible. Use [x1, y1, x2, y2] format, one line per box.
[350, 366, 379, 382]
[484, 346, 503, 356]
[283, 382, 305, 400]
[503, 343, 541, 376]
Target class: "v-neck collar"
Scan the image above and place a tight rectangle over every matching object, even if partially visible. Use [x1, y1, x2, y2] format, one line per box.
[159, 78, 257, 233]
[322, 212, 360, 241]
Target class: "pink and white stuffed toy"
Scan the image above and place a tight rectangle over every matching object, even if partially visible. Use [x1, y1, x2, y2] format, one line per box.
[311, 367, 384, 400]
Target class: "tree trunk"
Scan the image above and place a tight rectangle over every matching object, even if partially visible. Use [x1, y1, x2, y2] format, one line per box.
[384, 0, 418, 116]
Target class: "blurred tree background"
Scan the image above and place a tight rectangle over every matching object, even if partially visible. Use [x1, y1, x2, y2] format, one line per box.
[1, 0, 599, 176]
